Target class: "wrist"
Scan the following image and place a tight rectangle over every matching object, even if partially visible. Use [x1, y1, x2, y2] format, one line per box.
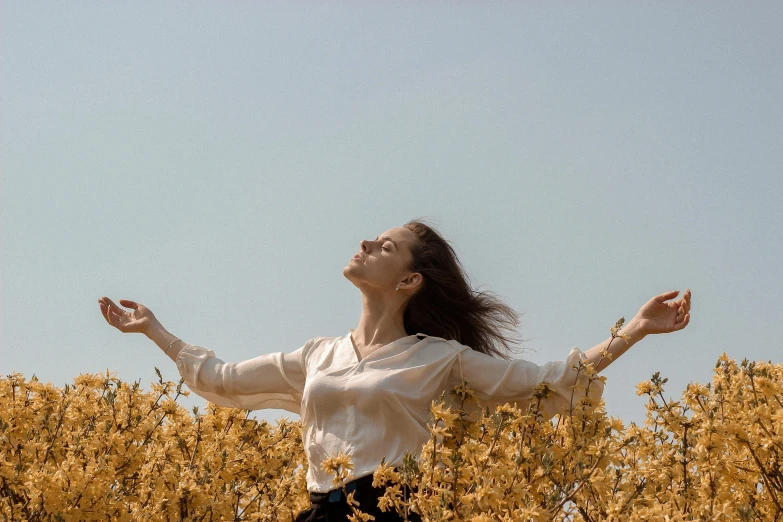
[144, 323, 179, 351]
[144, 320, 166, 340]
[623, 316, 647, 343]
[145, 321, 185, 360]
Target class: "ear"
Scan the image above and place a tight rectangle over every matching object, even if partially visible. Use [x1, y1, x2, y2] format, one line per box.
[403, 272, 423, 291]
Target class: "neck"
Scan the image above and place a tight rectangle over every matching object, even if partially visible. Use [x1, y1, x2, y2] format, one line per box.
[352, 289, 408, 349]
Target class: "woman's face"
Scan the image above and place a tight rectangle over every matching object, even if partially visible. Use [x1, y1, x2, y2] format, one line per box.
[343, 226, 422, 294]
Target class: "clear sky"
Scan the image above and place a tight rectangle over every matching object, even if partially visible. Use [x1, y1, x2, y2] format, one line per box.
[2, 3, 781, 427]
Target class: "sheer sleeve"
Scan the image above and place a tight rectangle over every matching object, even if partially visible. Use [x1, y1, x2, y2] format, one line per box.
[175, 339, 312, 414]
[449, 342, 604, 420]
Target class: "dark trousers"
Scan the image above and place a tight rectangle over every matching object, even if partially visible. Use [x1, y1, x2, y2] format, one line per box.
[294, 472, 422, 522]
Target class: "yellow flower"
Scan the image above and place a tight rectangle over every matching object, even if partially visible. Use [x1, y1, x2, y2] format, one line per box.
[636, 381, 654, 395]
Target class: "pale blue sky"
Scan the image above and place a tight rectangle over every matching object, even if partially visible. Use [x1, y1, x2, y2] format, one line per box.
[2, 3, 781, 427]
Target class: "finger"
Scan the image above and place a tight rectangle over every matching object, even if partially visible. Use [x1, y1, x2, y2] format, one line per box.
[99, 301, 110, 322]
[106, 299, 127, 318]
[119, 299, 139, 310]
[112, 305, 125, 321]
[675, 313, 690, 331]
[99, 298, 117, 320]
[108, 304, 125, 327]
[656, 290, 679, 302]
[105, 304, 116, 325]
[104, 297, 122, 310]
[108, 306, 124, 331]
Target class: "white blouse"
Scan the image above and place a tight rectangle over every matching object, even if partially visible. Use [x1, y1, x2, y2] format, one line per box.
[174, 329, 604, 493]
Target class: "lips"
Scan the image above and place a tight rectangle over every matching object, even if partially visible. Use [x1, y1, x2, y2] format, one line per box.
[353, 254, 363, 262]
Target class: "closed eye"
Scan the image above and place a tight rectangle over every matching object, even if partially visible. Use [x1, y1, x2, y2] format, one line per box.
[375, 235, 397, 251]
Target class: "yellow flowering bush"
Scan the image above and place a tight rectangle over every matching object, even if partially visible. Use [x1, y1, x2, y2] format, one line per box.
[0, 369, 309, 521]
[368, 354, 783, 521]
[2, 350, 782, 521]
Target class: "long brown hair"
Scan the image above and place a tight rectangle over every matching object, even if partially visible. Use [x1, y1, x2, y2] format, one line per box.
[402, 218, 526, 360]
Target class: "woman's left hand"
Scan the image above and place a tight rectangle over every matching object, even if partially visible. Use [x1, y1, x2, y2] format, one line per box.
[633, 288, 692, 336]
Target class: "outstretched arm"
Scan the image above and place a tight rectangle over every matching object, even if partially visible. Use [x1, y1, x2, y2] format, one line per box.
[98, 297, 308, 413]
[585, 288, 692, 373]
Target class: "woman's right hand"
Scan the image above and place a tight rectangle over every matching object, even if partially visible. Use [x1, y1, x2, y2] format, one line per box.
[98, 297, 159, 335]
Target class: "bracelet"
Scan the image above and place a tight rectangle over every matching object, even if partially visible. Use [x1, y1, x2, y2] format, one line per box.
[166, 338, 183, 354]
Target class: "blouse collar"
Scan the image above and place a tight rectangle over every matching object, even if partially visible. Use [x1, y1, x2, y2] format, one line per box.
[347, 329, 428, 343]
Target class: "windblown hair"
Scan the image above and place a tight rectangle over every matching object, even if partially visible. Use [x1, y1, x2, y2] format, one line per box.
[402, 218, 526, 360]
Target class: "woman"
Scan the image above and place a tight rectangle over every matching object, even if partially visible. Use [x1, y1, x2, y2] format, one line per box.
[98, 219, 692, 521]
